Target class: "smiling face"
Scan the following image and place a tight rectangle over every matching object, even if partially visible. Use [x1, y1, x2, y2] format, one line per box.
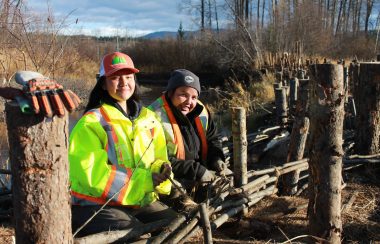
[104, 69, 136, 105]
[169, 86, 199, 115]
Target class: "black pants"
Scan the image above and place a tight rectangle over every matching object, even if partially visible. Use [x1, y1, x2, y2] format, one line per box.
[72, 201, 178, 237]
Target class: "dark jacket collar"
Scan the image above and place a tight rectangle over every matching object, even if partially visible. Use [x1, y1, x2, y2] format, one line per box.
[103, 93, 142, 120]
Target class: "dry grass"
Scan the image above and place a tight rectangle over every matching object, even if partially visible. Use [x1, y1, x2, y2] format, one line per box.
[184, 168, 380, 244]
[0, 122, 8, 151]
[0, 227, 14, 244]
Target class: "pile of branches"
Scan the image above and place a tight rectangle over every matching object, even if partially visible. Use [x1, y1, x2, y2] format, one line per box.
[73, 158, 312, 244]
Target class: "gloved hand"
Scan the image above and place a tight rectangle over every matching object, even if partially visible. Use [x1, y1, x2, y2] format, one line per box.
[0, 71, 81, 118]
[211, 159, 233, 176]
[199, 169, 216, 183]
[153, 163, 172, 187]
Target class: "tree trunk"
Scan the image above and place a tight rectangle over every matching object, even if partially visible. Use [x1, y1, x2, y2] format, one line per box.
[201, 0, 205, 31]
[274, 87, 288, 125]
[5, 103, 72, 243]
[284, 79, 310, 195]
[232, 107, 247, 187]
[354, 62, 380, 155]
[308, 64, 344, 243]
[364, 0, 374, 36]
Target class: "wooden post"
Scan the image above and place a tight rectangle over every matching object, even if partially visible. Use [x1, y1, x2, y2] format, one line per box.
[283, 79, 310, 195]
[377, 54, 380, 61]
[289, 77, 299, 115]
[308, 64, 344, 243]
[297, 69, 306, 79]
[354, 62, 380, 155]
[343, 66, 349, 102]
[231, 107, 247, 187]
[5, 102, 72, 243]
[274, 87, 288, 125]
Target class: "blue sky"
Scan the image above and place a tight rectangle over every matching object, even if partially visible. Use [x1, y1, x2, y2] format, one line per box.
[26, 0, 198, 37]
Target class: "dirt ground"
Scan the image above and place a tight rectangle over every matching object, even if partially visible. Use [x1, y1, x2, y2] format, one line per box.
[184, 166, 380, 244]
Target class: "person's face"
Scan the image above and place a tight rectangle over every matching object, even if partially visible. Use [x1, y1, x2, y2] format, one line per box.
[169, 86, 198, 115]
[104, 69, 135, 102]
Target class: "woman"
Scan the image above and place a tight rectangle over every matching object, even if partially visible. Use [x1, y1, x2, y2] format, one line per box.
[149, 69, 232, 195]
[69, 52, 177, 237]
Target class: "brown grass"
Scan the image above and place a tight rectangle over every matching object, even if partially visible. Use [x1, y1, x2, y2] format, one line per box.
[0, 227, 14, 244]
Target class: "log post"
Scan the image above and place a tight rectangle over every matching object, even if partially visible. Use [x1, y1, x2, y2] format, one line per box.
[5, 102, 72, 243]
[297, 69, 306, 79]
[354, 62, 380, 155]
[274, 87, 288, 125]
[283, 79, 310, 195]
[308, 64, 344, 243]
[231, 107, 247, 187]
[289, 77, 299, 115]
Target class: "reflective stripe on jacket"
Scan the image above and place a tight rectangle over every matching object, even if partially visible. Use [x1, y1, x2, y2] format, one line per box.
[69, 103, 171, 207]
[149, 94, 209, 160]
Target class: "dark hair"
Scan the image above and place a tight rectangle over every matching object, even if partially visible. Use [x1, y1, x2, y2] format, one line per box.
[84, 74, 141, 113]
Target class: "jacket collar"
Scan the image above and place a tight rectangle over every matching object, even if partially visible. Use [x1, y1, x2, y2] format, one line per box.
[102, 93, 142, 121]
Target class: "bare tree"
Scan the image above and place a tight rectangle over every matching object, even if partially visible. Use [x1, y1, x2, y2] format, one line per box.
[364, 0, 374, 36]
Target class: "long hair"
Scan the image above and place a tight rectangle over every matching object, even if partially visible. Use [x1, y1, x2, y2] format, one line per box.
[84, 75, 141, 113]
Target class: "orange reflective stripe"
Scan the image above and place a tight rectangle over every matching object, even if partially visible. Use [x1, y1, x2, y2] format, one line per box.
[71, 191, 140, 208]
[150, 128, 155, 138]
[72, 191, 108, 204]
[162, 95, 185, 160]
[117, 168, 133, 203]
[195, 117, 208, 161]
[84, 111, 96, 116]
[101, 165, 117, 199]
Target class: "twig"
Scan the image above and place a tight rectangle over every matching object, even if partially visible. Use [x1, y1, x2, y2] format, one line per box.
[177, 226, 201, 244]
[347, 153, 380, 159]
[295, 183, 308, 196]
[277, 226, 291, 243]
[167, 177, 192, 201]
[342, 192, 358, 213]
[279, 234, 328, 243]
[200, 203, 213, 244]
[150, 214, 187, 244]
[211, 238, 257, 243]
[74, 219, 170, 244]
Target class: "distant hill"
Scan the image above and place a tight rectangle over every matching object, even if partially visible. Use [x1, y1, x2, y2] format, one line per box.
[140, 29, 224, 40]
[140, 31, 178, 40]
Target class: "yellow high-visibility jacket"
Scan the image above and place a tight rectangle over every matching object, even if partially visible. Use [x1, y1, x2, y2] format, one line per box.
[69, 103, 171, 207]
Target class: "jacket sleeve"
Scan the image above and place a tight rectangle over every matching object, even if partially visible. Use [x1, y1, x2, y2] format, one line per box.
[170, 156, 207, 181]
[205, 111, 226, 169]
[149, 119, 172, 195]
[69, 115, 155, 206]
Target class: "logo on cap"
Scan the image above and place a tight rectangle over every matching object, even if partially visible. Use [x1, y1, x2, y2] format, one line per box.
[184, 76, 194, 83]
[112, 55, 127, 65]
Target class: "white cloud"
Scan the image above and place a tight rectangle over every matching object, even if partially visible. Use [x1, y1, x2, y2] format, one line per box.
[25, 0, 197, 37]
